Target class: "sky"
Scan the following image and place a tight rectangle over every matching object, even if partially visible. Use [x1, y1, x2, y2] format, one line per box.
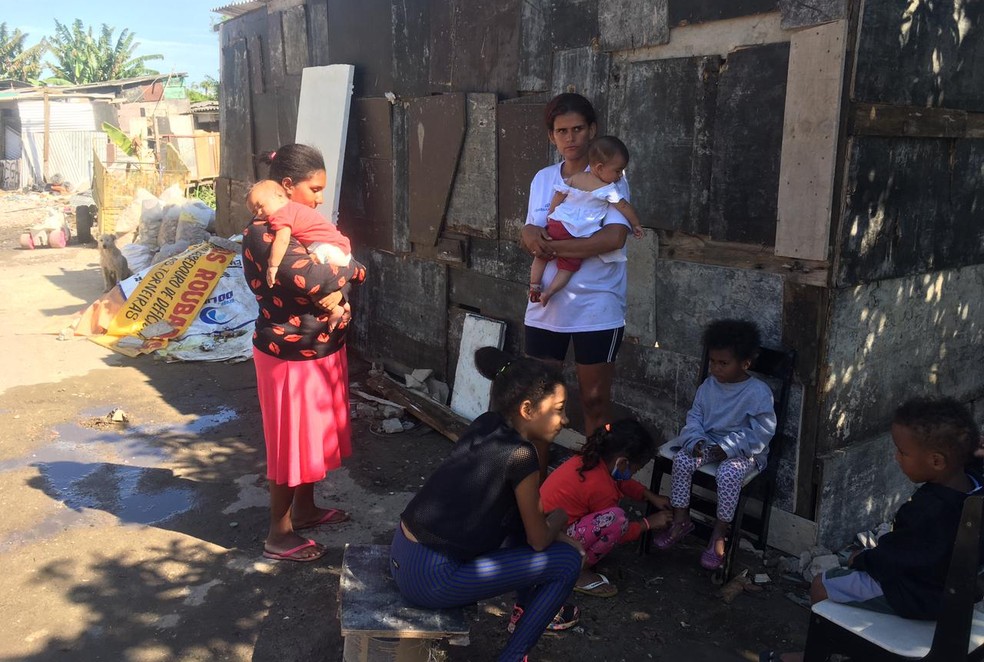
[2, 0, 221, 84]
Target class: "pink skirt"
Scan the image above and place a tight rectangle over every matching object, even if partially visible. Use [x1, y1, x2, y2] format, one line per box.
[253, 346, 352, 487]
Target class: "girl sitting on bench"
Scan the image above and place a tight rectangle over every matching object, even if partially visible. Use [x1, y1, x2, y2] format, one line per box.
[391, 347, 584, 662]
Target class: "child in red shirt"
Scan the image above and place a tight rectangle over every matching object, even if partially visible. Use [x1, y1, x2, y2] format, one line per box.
[541, 419, 673, 597]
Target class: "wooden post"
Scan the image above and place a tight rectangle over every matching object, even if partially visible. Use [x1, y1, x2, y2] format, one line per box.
[42, 88, 50, 182]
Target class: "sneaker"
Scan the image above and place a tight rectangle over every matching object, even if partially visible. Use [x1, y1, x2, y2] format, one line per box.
[506, 604, 524, 634]
[506, 603, 580, 633]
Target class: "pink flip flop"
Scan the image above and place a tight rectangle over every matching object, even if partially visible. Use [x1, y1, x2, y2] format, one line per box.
[295, 508, 350, 530]
[262, 539, 327, 562]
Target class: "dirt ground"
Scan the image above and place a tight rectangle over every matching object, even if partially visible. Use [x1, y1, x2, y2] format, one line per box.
[0, 191, 809, 661]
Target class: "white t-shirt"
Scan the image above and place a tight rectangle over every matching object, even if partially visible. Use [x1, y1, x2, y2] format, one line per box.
[550, 181, 624, 237]
[524, 163, 631, 333]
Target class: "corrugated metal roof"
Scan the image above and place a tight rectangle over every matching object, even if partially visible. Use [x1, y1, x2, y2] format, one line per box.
[212, 0, 269, 18]
[18, 99, 97, 132]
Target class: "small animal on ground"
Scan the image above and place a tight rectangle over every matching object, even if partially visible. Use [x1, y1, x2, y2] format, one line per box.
[99, 234, 131, 291]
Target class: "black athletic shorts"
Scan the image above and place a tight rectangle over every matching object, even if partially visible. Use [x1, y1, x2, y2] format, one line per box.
[524, 325, 625, 365]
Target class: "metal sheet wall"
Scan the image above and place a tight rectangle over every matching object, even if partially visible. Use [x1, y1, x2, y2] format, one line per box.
[17, 100, 97, 132]
[19, 130, 106, 190]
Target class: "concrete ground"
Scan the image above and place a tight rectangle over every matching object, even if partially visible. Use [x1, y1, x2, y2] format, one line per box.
[0, 192, 809, 662]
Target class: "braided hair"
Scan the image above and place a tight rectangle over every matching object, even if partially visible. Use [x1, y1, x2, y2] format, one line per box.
[578, 419, 655, 481]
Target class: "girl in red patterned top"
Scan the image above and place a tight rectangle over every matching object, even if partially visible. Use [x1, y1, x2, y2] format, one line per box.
[243, 143, 366, 562]
[540, 420, 672, 596]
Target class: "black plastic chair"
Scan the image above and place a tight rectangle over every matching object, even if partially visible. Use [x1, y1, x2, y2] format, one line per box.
[803, 494, 984, 661]
[639, 344, 797, 581]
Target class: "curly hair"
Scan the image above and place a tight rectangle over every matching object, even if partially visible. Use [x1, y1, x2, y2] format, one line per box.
[894, 397, 980, 466]
[703, 319, 761, 361]
[474, 347, 565, 417]
[578, 419, 655, 481]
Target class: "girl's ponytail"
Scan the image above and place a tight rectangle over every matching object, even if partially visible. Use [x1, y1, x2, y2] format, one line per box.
[577, 419, 656, 481]
[578, 425, 610, 480]
[474, 347, 564, 417]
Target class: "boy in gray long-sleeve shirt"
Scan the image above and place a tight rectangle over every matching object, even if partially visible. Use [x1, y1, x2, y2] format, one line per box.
[652, 320, 776, 570]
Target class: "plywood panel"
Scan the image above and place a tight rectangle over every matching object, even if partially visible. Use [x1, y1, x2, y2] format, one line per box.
[295, 65, 355, 223]
[775, 20, 846, 261]
[266, 11, 286, 91]
[445, 94, 497, 239]
[392, 0, 432, 97]
[708, 42, 789, 245]
[306, 0, 330, 66]
[668, 0, 778, 26]
[445, 0, 522, 96]
[835, 137, 952, 286]
[854, 0, 984, 111]
[599, 0, 669, 52]
[339, 98, 395, 253]
[276, 75, 300, 153]
[607, 57, 717, 233]
[407, 94, 466, 246]
[552, 47, 611, 132]
[551, 0, 599, 50]
[327, 0, 394, 97]
[497, 102, 547, 242]
[778, 0, 846, 29]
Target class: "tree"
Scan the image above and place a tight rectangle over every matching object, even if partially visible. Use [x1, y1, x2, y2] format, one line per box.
[0, 23, 46, 83]
[187, 75, 218, 102]
[45, 19, 162, 84]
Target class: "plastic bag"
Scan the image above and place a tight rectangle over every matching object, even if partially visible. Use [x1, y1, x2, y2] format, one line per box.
[157, 204, 182, 246]
[120, 242, 155, 273]
[136, 198, 164, 249]
[114, 188, 157, 234]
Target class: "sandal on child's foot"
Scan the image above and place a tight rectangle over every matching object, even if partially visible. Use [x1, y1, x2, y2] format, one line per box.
[546, 604, 580, 631]
[700, 541, 726, 570]
[529, 283, 542, 303]
[652, 520, 695, 550]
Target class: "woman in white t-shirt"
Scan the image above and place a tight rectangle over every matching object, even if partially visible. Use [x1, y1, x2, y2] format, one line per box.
[521, 93, 633, 437]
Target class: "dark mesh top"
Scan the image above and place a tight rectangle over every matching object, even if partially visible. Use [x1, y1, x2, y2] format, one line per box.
[401, 412, 540, 560]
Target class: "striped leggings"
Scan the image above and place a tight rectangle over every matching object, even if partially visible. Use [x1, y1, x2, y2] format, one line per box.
[670, 450, 755, 523]
[390, 525, 581, 662]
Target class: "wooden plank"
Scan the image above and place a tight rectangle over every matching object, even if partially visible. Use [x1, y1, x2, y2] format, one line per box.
[411, 236, 468, 264]
[219, 38, 254, 183]
[659, 230, 828, 287]
[306, 0, 330, 66]
[392, 103, 411, 253]
[848, 103, 984, 138]
[213, 177, 233, 237]
[450, 313, 506, 421]
[775, 20, 847, 262]
[282, 5, 309, 75]
[392, 0, 432, 97]
[341, 99, 395, 252]
[518, 0, 551, 92]
[427, 0, 453, 91]
[250, 93, 281, 159]
[599, 0, 669, 52]
[295, 65, 355, 223]
[708, 42, 790, 245]
[340, 544, 470, 638]
[778, 0, 846, 29]
[266, 11, 286, 91]
[352, 98, 393, 161]
[947, 140, 984, 268]
[445, 94, 498, 239]
[276, 75, 300, 155]
[247, 35, 266, 95]
[327, 0, 393, 97]
[366, 375, 469, 442]
[407, 94, 466, 246]
[497, 102, 547, 243]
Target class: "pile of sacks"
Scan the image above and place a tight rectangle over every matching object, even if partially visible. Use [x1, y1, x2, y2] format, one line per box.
[114, 185, 216, 274]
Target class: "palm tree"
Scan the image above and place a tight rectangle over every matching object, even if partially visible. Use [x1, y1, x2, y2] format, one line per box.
[0, 23, 47, 83]
[45, 19, 162, 84]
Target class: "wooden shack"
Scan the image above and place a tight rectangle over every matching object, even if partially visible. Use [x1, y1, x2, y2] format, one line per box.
[213, 0, 984, 549]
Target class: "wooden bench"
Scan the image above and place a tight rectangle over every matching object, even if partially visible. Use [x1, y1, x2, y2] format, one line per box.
[339, 544, 470, 662]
